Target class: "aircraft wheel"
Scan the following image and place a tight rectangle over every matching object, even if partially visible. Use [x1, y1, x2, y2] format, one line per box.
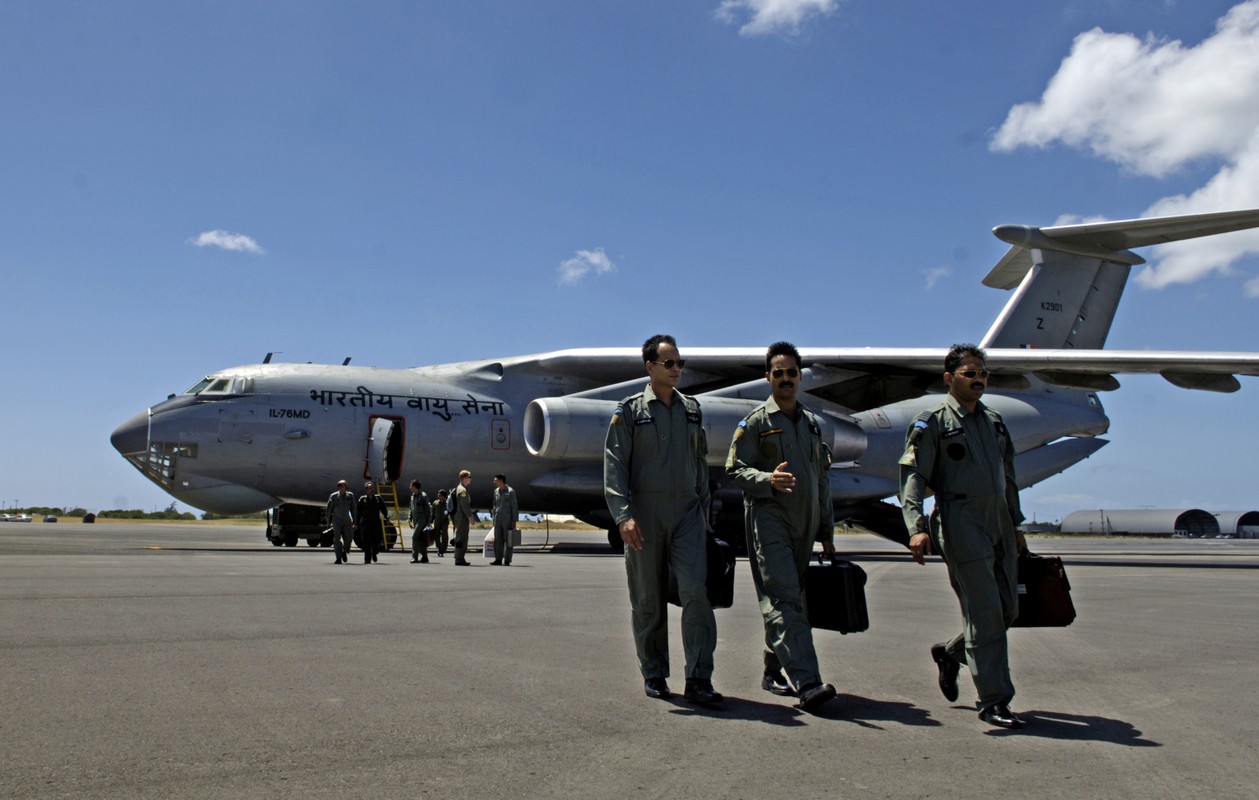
[306, 539, 319, 547]
[607, 528, 624, 553]
[284, 535, 298, 547]
[270, 538, 283, 547]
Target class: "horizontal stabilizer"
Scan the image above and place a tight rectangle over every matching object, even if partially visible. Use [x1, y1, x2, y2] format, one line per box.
[984, 208, 1259, 289]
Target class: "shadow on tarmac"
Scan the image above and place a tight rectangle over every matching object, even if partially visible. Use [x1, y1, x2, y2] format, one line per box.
[661, 693, 941, 729]
[983, 709, 1161, 746]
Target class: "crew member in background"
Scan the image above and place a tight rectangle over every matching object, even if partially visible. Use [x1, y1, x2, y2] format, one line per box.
[355, 481, 390, 565]
[452, 470, 474, 566]
[431, 489, 450, 558]
[490, 474, 519, 566]
[409, 479, 432, 564]
[327, 479, 355, 565]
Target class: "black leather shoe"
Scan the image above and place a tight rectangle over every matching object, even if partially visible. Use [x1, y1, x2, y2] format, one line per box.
[491, 560, 502, 566]
[761, 670, 795, 697]
[643, 678, 671, 700]
[931, 643, 961, 703]
[420, 556, 429, 563]
[978, 704, 1024, 729]
[410, 557, 419, 563]
[795, 682, 837, 712]
[683, 679, 723, 706]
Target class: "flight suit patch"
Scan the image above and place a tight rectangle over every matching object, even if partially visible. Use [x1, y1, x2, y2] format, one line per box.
[685, 410, 701, 425]
[634, 416, 655, 427]
[760, 428, 782, 438]
[898, 447, 917, 467]
[947, 442, 967, 461]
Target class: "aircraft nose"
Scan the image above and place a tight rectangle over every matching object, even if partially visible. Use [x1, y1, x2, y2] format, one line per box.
[111, 409, 150, 456]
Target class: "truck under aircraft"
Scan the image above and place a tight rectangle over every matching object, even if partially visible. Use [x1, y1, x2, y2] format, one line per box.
[111, 208, 1259, 549]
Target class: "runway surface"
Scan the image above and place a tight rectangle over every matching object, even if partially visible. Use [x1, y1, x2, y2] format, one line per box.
[3, 521, 1257, 799]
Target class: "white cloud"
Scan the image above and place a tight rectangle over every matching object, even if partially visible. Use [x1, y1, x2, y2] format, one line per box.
[187, 229, 265, 254]
[558, 248, 616, 285]
[923, 266, 951, 290]
[990, 1, 1259, 289]
[715, 0, 838, 37]
[1245, 274, 1259, 298]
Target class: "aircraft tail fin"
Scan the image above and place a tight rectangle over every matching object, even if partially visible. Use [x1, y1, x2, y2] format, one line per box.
[979, 208, 1259, 350]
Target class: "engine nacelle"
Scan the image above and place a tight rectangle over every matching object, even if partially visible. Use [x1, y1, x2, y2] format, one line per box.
[524, 396, 867, 466]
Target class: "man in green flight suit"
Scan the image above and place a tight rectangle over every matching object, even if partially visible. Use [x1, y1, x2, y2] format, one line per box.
[603, 334, 722, 707]
[490, 473, 519, 566]
[452, 470, 474, 566]
[726, 341, 838, 712]
[899, 343, 1028, 729]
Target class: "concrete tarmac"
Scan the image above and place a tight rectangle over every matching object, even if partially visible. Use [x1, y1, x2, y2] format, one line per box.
[2, 522, 1257, 799]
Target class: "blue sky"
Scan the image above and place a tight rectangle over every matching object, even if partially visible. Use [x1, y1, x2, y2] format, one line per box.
[2, 0, 1257, 522]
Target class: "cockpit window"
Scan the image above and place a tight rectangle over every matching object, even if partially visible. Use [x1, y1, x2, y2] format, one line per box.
[184, 376, 254, 396]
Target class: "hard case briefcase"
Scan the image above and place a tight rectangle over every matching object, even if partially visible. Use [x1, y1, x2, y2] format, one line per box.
[1013, 552, 1076, 627]
[668, 536, 735, 609]
[804, 554, 869, 634]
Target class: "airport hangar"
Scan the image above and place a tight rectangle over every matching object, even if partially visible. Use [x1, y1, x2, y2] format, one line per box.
[1059, 509, 1259, 538]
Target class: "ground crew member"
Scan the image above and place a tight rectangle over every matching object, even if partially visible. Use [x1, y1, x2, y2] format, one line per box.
[355, 481, 390, 565]
[726, 341, 838, 712]
[899, 343, 1028, 729]
[603, 334, 722, 707]
[326, 480, 355, 565]
[431, 489, 450, 557]
[452, 470, 474, 566]
[490, 474, 519, 566]
[409, 479, 432, 564]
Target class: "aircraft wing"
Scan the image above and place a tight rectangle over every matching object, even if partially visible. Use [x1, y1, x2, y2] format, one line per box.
[477, 346, 1259, 412]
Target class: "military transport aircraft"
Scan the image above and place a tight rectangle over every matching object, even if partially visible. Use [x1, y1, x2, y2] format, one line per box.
[111, 208, 1259, 549]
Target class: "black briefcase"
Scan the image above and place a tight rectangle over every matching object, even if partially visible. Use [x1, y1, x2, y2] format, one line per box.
[805, 554, 869, 634]
[1013, 552, 1076, 627]
[668, 536, 735, 610]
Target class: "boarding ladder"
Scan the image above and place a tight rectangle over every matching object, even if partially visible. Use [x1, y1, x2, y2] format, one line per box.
[374, 481, 406, 552]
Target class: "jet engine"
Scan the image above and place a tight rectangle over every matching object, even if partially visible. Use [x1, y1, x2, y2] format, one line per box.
[524, 396, 867, 465]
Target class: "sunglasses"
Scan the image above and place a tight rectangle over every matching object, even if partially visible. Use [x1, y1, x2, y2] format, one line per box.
[771, 368, 800, 379]
[953, 369, 990, 379]
[651, 359, 686, 369]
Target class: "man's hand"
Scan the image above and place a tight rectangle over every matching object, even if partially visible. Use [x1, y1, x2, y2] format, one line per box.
[908, 531, 931, 565]
[1016, 529, 1028, 554]
[619, 518, 643, 551]
[770, 461, 796, 493]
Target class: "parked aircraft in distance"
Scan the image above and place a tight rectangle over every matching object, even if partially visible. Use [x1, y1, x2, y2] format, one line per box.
[112, 209, 1259, 549]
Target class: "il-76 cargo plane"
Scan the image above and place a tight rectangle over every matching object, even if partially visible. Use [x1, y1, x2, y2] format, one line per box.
[112, 208, 1259, 549]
